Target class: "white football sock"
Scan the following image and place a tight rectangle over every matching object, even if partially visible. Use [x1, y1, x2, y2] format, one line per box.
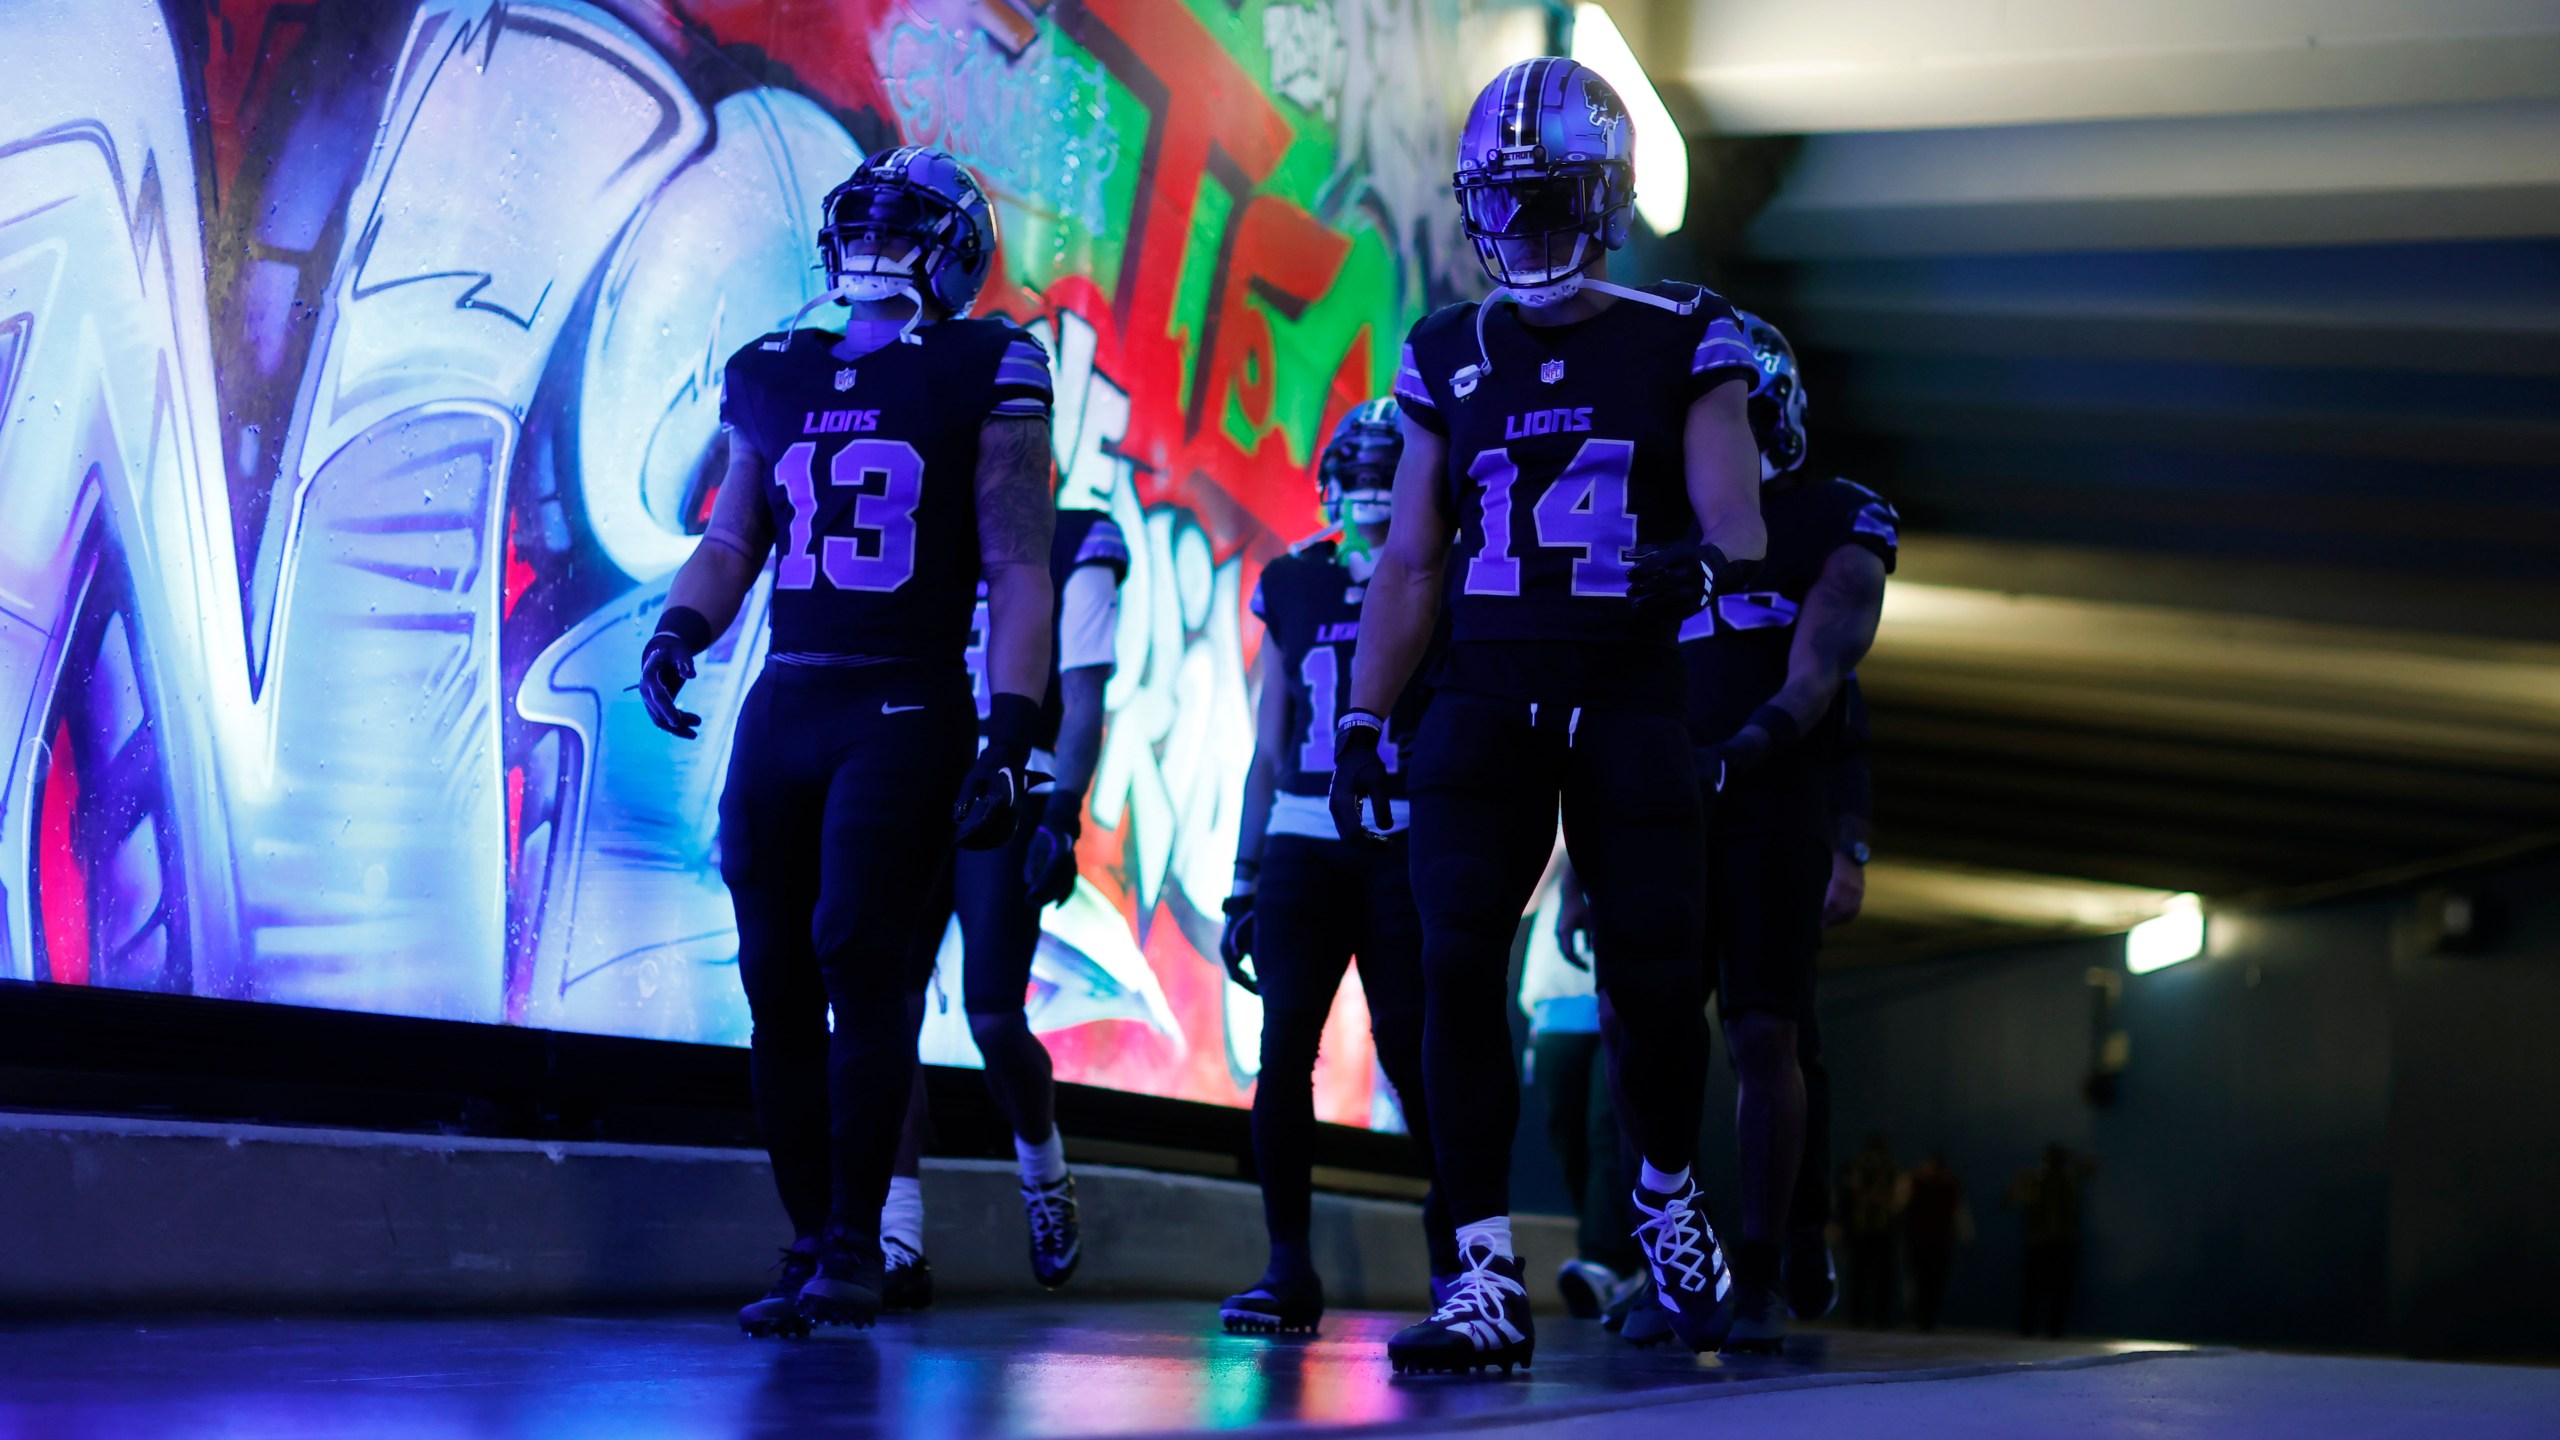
[1454, 1216, 1515, 1260]
[1639, 1161, 1693, 1196]
[1017, 1130, 1067, 1187]
[880, 1176, 925, 1253]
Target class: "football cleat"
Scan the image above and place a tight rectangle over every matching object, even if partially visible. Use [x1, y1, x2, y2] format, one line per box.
[1632, 1180, 1737, 1353]
[796, 1223, 886, 1330]
[1721, 1280, 1788, 1357]
[881, 1235, 935, 1313]
[1783, 1226, 1839, 1321]
[1556, 1258, 1625, 1320]
[1220, 1269, 1324, 1335]
[1619, 1281, 1676, 1349]
[1023, 1174, 1083, 1289]
[1387, 1241, 1534, 1376]
[738, 1239, 819, 1338]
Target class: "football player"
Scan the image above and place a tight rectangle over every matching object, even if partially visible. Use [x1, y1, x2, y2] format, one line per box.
[1332, 58, 1769, 1373]
[1215, 398, 1458, 1335]
[637, 147, 1057, 1338]
[1681, 311, 1893, 1353]
[878, 495, 1129, 1309]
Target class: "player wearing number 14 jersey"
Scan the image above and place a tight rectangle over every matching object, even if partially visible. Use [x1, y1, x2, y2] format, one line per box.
[635, 147, 1057, 1339]
[1330, 59, 1770, 1373]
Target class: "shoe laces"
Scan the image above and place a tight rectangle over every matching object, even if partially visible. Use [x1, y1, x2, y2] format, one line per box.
[882, 1236, 922, 1269]
[1633, 1185, 1714, 1293]
[1428, 1245, 1525, 1323]
[1023, 1178, 1075, 1255]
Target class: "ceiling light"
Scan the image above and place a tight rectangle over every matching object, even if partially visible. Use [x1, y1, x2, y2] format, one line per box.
[2126, 894, 2205, 974]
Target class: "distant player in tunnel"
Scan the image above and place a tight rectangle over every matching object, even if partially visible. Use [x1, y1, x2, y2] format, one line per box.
[878, 483, 1128, 1310]
[1215, 398, 1459, 1336]
[636, 147, 1057, 1338]
[1332, 58, 1769, 1373]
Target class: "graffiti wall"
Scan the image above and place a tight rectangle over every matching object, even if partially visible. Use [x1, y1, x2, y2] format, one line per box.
[0, 0, 1534, 1126]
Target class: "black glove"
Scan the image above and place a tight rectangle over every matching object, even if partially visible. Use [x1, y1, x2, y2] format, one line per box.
[1022, 799, 1082, 907]
[955, 692, 1050, 851]
[1553, 875, 1594, 972]
[1217, 894, 1259, 994]
[1624, 539, 1733, 626]
[638, 607, 713, 739]
[1327, 711, 1394, 847]
[1698, 702, 1802, 794]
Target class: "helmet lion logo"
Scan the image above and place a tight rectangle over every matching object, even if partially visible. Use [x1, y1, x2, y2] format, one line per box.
[1581, 75, 1625, 136]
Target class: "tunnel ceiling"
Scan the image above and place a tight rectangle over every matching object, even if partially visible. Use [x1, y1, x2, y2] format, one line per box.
[1616, 0, 2560, 961]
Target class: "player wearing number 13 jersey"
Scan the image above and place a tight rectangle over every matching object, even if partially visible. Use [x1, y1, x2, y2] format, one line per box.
[634, 147, 1057, 1339]
[1331, 58, 1770, 1373]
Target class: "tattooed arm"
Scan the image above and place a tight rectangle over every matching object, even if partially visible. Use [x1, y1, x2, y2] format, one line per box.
[1770, 544, 1887, 730]
[976, 415, 1057, 702]
[663, 429, 776, 634]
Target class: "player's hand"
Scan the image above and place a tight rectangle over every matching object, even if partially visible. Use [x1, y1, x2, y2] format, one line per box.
[1022, 805, 1081, 907]
[638, 631, 701, 739]
[956, 693, 1048, 850]
[1327, 712, 1394, 848]
[1218, 894, 1259, 994]
[1822, 851, 1866, 929]
[1624, 539, 1727, 625]
[1553, 874, 1595, 972]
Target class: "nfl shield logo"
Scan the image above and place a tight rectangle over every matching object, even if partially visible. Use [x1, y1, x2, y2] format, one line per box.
[834, 367, 857, 392]
[1540, 358, 1566, 385]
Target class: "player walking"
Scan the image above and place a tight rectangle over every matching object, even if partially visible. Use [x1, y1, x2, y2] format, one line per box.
[880, 498, 1128, 1308]
[1333, 59, 1768, 1373]
[1217, 399, 1459, 1334]
[637, 147, 1057, 1338]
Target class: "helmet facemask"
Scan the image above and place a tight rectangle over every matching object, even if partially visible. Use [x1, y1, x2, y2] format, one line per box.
[1457, 152, 1629, 303]
[819, 180, 957, 308]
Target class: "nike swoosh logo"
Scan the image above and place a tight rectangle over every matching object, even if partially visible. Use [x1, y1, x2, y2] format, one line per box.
[881, 703, 926, 715]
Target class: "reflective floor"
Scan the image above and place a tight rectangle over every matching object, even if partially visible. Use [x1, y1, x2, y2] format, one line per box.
[0, 1299, 2197, 1438]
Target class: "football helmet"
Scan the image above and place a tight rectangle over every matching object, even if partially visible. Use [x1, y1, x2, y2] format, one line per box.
[1455, 58, 1636, 304]
[814, 146, 997, 320]
[1735, 310, 1807, 482]
[1319, 396, 1401, 528]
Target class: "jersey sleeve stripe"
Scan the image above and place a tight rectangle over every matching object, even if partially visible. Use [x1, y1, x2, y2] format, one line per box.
[991, 394, 1051, 417]
[1394, 340, 1444, 431]
[1692, 316, 1757, 377]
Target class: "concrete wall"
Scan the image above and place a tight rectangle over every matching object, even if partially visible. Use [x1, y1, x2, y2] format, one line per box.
[1809, 855, 2560, 1357]
[0, 1113, 1575, 1315]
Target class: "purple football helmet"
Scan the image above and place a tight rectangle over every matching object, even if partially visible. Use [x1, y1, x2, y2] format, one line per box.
[1319, 396, 1402, 526]
[818, 146, 998, 317]
[1454, 58, 1636, 297]
[1735, 310, 1808, 481]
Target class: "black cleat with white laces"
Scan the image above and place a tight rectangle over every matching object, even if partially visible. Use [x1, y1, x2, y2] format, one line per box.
[1632, 1180, 1736, 1353]
[797, 1223, 886, 1330]
[881, 1236, 934, 1313]
[1023, 1174, 1082, 1289]
[738, 1239, 818, 1338]
[1386, 1240, 1534, 1376]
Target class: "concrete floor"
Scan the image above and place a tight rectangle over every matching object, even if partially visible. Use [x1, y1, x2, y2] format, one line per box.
[0, 1300, 2547, 1438]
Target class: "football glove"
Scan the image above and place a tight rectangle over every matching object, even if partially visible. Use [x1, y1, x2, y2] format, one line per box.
[638, 607, 713, 739]
[1327, 710, 1394, 847]
[956, 693, 1051, 851]
[1623, 539, 1732, 626]
[1022, 800, 1082, 908]
[1217, 894, 1259, 995]
[1698, 702, 1803, 793]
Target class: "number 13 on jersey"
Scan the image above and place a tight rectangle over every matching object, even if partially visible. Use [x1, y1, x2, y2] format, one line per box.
[772, 438, 926, 593]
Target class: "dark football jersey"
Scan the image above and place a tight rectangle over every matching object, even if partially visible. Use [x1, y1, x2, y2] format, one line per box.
[1250, 541, 1426, 800]
[1395, 283, 1757, 708]
[964, 508, 1131, 748]
[719, 319, 1052, 662]
[1680, 476, 1899, 747]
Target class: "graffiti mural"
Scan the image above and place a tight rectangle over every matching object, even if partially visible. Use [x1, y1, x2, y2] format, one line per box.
[0, 0, 1528, 1126]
